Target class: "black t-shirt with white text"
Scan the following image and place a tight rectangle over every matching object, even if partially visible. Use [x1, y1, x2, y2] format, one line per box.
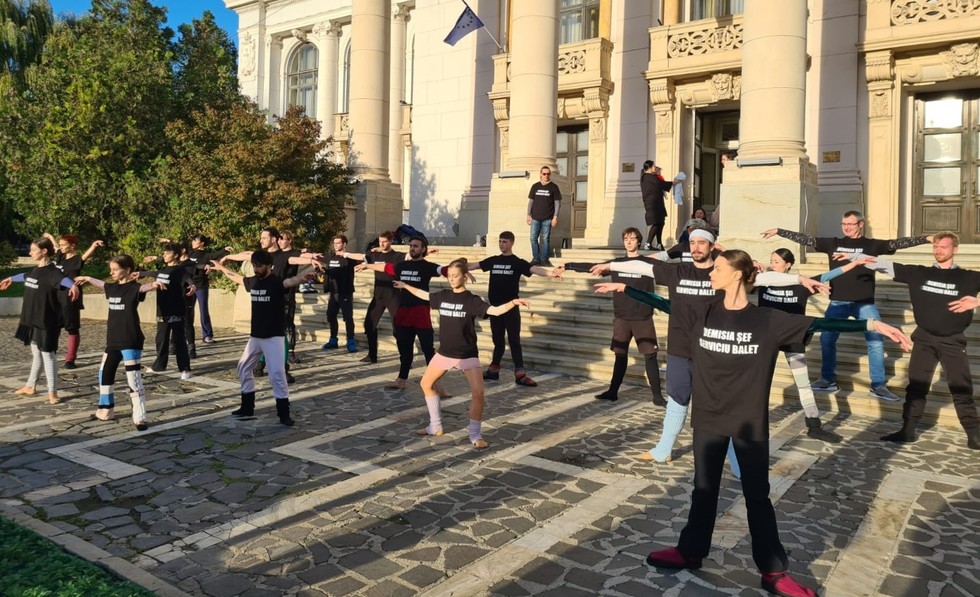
[479, 254, 532, 305]
[394, 260, 443, 308]
[19, 264, 67, 331]
[320, 254, 361, 295]
[429, 289, 490, 359]
[146, 265, 189, 318]
[104, 282, 146, 350]
[893, 264, 980, 336]
[54, 254, 85, 309]
[646, 260, 719, 358]
[691, 304, 813, 441]
[244, 275, 286, 338]
[366, 250, 405, 290]
[611, 256, 656, 320]
[186, 248, 228, 288]
[813, 237, 895, 303]
[528, 181, 562, 221]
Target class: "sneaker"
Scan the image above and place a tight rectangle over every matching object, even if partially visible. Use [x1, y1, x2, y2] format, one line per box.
[645, 547, 702, 570]
[180, 371, 191, 380]
[346, 338, 358, 353]
[809, 378, 838, 392]
[483, 367, 500, 381]
[870, 384, 900, 402]
[63, 361, 77, 370]
[515, 374, 537, 387]
[203, 336, 214, 344]
[761, 571, 817, 597]
[322, 338, 339, 350]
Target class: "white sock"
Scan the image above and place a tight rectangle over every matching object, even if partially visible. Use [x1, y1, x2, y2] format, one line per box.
[424, 395, 442, 434]
[130, 391, 147, 424]
[468, 419, 482, 442]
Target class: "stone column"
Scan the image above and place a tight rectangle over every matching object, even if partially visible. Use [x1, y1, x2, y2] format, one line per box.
[349, 0, 391, 181]
[488, 0, 567, 260]
[388, 4, 409, 187]
[313, 20, 341, 139]
[582, 87, 610, 247]
[264, 34, 283, 119]
[348, 0, 401, 248]
[649, 78, 681, 240]
[506, 1, 559, 171]
[865, 50, 899, 237]
[662, 0, 682, 26]
[719, 0, 817, 256]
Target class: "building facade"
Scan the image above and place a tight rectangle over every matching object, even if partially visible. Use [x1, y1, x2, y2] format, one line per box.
[225, 0, 980, 251]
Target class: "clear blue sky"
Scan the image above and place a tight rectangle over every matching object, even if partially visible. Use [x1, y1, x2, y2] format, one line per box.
[48, 1, 239, 42]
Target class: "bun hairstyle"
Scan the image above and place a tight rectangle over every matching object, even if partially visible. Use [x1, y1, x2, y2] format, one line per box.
[642, 160, 655, 171]
[773, 248, 796, 268]
[448, 257, 469, 275]
[111, 254, 137, 273]
[34, 237, 56, 258]
[720, 249, 758, 287]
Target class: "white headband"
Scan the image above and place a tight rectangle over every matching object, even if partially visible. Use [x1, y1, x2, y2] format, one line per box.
[689, 229, 715, 244]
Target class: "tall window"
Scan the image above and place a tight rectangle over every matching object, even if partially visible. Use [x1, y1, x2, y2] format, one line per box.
[341, 42, 351, 113]
[559, 0, 600, 45]
[691, 0, 744, 20]
[287, 44, 318, 118]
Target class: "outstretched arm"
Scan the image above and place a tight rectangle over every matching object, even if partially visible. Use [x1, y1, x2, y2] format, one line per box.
[392, 280, 428, 301]
[487, 298, 530, 317]
[220, 251, 253, 264]
[756, 271, 830, 295]
[209, 261, 245, 286]
[887, 235, 932, 251]
[81, 240, 105, 261]
[949, 295, 980, 313]
[759, 228, 816, 246]
[593, 282, 672, 313]
[817, 255, 876, 283]
[74, 275, 106, 289]
[283, 270, 316, 290]
[811, 317, 912, 351]
[607, 259, 656, 279]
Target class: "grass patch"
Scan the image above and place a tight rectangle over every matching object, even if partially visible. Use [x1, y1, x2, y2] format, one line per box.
[0, 266, 31, 298]
[0, 515, 154, 597]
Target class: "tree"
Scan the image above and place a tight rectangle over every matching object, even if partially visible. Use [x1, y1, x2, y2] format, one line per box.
[153, 103, 356, 252]
[3, 0, 174, 244]
[0, 0, 54, 87]
[172, 10, 239, 118]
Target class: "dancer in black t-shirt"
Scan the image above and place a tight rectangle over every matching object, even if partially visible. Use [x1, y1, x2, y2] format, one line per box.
[75, 255, 163, 430]
[1, 238, 79, 405]
[354, 231, 405, 364]
[43, 232, 103, 369]
[316, 235, 362, 353]
[185, 234, 231, 345]
[141, 243, 196, 378]
[855, 232, 980, 450]
[212, 252, 314, 426]
[598, 249, 911, 597]
[466, 230, 556, 386]
[556, 227, 664, 405]
[395, 258, 529, 449]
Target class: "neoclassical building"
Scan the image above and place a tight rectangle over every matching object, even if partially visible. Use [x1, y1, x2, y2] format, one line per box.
[225, 0, 980, 252]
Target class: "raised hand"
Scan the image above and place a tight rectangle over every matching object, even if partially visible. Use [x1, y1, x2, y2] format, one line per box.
[949, 295, 979, 313]
[760, 228, 778, 239]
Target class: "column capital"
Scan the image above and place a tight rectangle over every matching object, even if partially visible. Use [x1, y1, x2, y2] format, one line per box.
[648, 78, 675, 107]
[265, 34, 283, 50]
[865, 49, 894, 85]
[312, 20, 343, 39]
[583, 87, 609, 116]
[393, 2, 412, 21]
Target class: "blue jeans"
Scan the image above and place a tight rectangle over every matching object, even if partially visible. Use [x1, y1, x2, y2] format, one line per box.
[529, 218, 552, 263]
[195, 287, 214, 340]
[820, 300, 885, 386]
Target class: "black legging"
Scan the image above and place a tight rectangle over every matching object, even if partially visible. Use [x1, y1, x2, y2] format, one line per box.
[152, 318, 190, 372]
[490, 308, 524, 370]
[394, 326, 434, 380]
[677, 429, 788, 574]
[646, 222, 664, 248]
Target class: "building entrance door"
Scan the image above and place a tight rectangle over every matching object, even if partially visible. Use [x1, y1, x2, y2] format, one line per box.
[913, 92, 980, 243]
[557, 126, 589, 238]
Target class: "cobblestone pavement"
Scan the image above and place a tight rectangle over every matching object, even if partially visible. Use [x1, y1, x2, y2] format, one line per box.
[0, 317, 978, 597]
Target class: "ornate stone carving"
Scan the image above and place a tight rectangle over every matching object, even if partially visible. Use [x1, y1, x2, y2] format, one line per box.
[869, 90, 891, 119]
[266, 34, 283, 50]
[292, 28, 308, 43]
[312, 20, 342, 38]
[393, 3, 412, 20]
[239, 31, 256, 78]
[731, 75, 742, 100]
[667, 23, 743, 58]
[891, 0, 980, 25]
[865, 51, 894, 84]
[941, 42, 980, 78]
[556, 97, 567, 119]
[655, 110, 673, 135]
[499, 126, 509, 150]
[339, 113, 350, 133]
[558, 49, 587, 75]
[710, 72, 738, 101]
[648, 78, 675, 107]
[582, 88, 609, 115]
[590, 117, 606, 142]
[491, 99, 509, 123]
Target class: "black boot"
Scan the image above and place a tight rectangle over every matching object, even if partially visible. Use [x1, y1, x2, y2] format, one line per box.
[188, 343, 198, 359]
[276, 399, 294, 426]
[285, 363, 295, 384]
[967, 430, 980, 450]
[645, 354, 666, 406]
[881, 402, 918, 443]
[232, 392, 255, 417]
[805, 416, 842, 443]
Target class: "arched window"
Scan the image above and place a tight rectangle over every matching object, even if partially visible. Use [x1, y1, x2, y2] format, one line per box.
[341, 41, 351, 113]
[287, 43, 318, 117]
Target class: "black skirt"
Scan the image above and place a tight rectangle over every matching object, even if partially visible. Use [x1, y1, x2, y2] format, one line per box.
[16, 324, 61, 352]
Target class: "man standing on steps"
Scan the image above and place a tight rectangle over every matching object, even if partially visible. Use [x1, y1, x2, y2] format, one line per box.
[856, 232, 980, 450]
[761, 211, 931, 401]
[465, 230, 557, 387]
[555, 227, 665, 405]
[527, 166, 561, 267]
[316, 235, 361, 354]
[352, 231, 404, 364]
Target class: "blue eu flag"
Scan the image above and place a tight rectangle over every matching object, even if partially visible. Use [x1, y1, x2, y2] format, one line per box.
[444, 5, 485, 46]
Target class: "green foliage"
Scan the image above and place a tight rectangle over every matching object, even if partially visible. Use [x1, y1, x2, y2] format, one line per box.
[0, 515, 154, 596]
[0, 239, 16, 266]
[0, 0, 54, 86]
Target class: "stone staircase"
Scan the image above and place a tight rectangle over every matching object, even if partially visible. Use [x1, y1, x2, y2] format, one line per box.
[293, 244, 980, 430]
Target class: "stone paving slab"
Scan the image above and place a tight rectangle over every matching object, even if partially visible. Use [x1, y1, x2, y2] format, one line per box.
[1, 317, 978, 596]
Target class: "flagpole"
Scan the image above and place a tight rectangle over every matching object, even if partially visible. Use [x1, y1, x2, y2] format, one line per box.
[462, 0, 503, 53]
